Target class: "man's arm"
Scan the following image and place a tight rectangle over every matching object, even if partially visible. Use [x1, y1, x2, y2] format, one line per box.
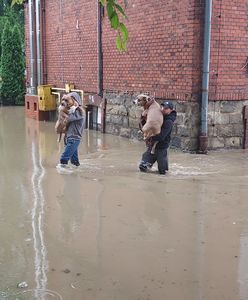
[67, 109, 85, 123]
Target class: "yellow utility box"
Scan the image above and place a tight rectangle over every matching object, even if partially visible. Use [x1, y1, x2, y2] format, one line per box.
[38, 85, 56, 111]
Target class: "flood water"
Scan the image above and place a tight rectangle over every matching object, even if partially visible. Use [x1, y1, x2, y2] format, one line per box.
[0, 107, 248, 300]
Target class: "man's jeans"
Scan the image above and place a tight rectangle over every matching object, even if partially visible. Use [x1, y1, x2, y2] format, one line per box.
[139, 147, 168, 174]
[60, 137, 80, 166]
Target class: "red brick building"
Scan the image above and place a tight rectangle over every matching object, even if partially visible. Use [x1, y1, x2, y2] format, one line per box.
[24, 0, 248, 150]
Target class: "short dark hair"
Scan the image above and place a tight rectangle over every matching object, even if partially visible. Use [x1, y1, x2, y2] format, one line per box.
[161, 101, 173, 110]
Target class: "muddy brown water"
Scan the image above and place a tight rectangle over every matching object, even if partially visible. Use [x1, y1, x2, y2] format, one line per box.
[0, 107, 248, 300]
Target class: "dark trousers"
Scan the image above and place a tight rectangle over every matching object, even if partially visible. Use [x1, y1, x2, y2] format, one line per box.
[139, 147, 169, 174]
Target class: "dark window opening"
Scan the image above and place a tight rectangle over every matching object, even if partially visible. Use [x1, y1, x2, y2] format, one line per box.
[85, 105, 101, 130]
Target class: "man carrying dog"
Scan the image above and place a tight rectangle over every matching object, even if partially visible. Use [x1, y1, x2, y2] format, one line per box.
[58, 92, 85, 168]
[139, 101, 177, 175]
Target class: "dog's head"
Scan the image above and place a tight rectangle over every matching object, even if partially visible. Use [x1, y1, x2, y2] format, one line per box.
[58, 95, 76, 112]
[133, 94, 152, 107]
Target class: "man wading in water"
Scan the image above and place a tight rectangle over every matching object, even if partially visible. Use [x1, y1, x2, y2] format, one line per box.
[139, 101, 177, 175]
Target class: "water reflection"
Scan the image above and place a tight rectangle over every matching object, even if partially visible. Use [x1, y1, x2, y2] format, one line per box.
[31, 142, 48, 299]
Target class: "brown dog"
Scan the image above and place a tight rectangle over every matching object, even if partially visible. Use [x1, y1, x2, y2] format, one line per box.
[55, 95, 75, 142]
[133, 94, 163, 153]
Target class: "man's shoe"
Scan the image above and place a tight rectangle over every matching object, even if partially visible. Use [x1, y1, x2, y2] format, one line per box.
[57, 163, 67, 168]
[56, 163, 73, 174]
[139, 164, 148, 172]
[158, 170, 166, 175]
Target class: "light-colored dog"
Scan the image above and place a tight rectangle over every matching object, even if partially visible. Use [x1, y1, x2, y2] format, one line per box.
[133, 94, 163, 153]
[133, 94, 163, 139]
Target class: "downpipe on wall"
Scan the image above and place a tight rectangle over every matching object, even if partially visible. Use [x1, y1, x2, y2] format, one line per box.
[97, 1, 106, 133]
[27, 0, 43, 93]
[41, 0, 47, 84]
[97, 0, 103, 97]
[36, 0, 43, 86]
[28, 0, 37, 94]
[199, 0, 213, 154]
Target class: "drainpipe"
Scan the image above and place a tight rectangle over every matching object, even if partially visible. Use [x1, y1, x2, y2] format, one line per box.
[97, 1, 106, 133]
[36, 0, 43, 85]
[41, 0, 47, 84]
[97, 1, 103, 97]
[28, 0, 37, 94]
[199, 0, 213, 154]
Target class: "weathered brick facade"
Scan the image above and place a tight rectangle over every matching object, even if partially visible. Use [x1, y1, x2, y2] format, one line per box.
[24, 0, 248, 150]
[25, 1, 98, 92]
[210, 0, 248, 100]
[102, 0, 204, 98]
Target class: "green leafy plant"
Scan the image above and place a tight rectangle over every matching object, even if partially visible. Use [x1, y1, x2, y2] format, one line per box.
[100, 0, 128, 51]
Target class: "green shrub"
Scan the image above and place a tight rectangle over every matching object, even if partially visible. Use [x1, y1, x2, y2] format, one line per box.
[0, 21, 25, 105]
[0, 16, 7, 60]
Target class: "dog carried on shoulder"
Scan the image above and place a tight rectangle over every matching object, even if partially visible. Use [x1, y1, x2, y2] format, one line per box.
[55, 94, 78, 142]
[133, 94, 163, 154]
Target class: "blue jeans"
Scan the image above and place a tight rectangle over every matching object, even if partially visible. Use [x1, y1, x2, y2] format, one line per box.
[60, 137, 81, 166]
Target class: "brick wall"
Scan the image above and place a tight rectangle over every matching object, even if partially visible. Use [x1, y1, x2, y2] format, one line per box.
[102, 0, 204, 99]
[44, 0, 97, 91]
[25, 94, 56, 121]
[209, 0, 248, 100]
[24, 0, 248, 150]
[24, 0, 204, 98]
[24, 0, 248, 100]
[25, 1, 98, 92]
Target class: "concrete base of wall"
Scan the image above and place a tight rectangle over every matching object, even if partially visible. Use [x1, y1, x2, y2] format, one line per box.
[104, 92, 248, 151]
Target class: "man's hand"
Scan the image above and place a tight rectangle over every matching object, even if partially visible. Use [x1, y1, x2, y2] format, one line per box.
[145, 137, 153, 147]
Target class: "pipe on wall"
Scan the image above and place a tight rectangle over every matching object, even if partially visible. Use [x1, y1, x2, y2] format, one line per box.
[41, 0, 47, 84]
[35, 0, 43, 85]
[96, 1, 106, 133]
[51, 92, 61, 106]
[51, 87, 84, 107]
[97, 0, 103, 97]
[28, 0, 37, 94]
[199, 0, 213, 153]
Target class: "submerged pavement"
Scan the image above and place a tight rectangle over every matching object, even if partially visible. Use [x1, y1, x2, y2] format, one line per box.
[0, 107, 248, 300]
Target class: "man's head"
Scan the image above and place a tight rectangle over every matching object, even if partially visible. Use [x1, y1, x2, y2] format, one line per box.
[67, 92, 82, 106]
[161, 101, 173, 115]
